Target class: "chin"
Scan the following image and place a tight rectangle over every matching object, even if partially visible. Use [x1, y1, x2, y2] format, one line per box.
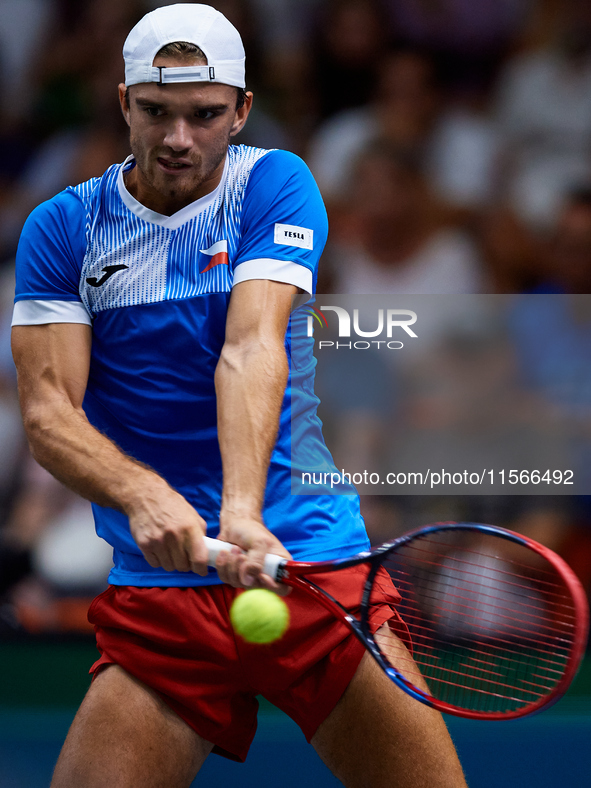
[153, 170, 202, 198]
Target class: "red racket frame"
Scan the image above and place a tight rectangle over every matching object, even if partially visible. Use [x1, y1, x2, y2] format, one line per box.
[277, 523, 589, 720]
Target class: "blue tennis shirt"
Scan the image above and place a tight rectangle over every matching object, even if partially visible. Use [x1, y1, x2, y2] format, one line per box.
[13, 145, 369, 586]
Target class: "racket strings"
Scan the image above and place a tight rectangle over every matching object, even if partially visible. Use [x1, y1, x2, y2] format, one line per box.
[391, 575, 575, 646]
[389, 604, 572, 672]
[369, 532, 579, 714]
[396, 540, 574, 595]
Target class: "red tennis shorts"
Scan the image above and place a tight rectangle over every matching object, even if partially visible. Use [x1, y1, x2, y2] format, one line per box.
[88, 565, 409, 762]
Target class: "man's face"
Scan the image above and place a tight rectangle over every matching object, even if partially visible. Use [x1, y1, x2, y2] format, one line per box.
[118, 56, 252, 215]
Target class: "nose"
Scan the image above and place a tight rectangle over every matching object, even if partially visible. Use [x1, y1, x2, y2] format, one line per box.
[163, 118, 193, 152]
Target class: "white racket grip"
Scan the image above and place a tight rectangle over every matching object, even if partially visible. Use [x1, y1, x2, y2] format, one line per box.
[203, 536, 287, 581]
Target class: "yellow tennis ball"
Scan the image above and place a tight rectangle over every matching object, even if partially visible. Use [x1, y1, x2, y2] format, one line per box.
[230, 589, 290, 644]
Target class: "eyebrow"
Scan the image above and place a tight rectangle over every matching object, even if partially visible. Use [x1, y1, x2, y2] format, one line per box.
[134, 97, 229, 111]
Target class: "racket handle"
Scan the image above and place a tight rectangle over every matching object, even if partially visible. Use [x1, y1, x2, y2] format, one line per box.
[203, 535, 287, 581]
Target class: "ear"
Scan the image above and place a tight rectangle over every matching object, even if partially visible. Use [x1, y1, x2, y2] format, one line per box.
[118, 83, 131, 127]
[230, 91, 253, 138]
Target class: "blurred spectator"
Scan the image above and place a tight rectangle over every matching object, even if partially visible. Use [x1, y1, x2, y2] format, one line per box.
[0, 264, 26, 527]
[0, 0, 53, 122]
[30, 0, 144, 136]
[531, 188, 591, 293]
[509, 292, 591, 415]
[475, 207, 545, 293]
[495, 0, 591, 228]
[1, 456, 112, 634]
[549, 189, 591, 293]
[323, 143, 485, 293]
[216, 0, 324, 149]
[0, 0, 54, 217]
[0, 1, 140, 256]
[507, 291, 591, 510]
[0, 72, 131, 256]
[309, 0, 391, 119]
[308, 48, 499, 212]
[382, 0, 530, 96]
[506, 191, 591, 493]
[248, 0, 322, 55]
[214, 0, 295, 151]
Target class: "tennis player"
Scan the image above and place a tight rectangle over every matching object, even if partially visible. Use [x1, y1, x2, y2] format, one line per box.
[11, 5, 466, 786]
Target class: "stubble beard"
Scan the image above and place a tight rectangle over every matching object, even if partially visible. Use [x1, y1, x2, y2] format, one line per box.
[129, 130, 231, 206]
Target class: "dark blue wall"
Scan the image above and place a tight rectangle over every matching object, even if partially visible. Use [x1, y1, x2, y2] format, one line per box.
[1, 705, 590, 787]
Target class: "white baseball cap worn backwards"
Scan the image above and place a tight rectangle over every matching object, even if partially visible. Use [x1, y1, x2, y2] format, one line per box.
[123, 3, 246, 89]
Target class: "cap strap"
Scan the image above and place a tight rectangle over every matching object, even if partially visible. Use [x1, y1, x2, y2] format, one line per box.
[151, 65, 216, 84]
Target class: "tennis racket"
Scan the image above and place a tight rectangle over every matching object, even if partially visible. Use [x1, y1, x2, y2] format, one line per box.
[204, 522, 589, 720]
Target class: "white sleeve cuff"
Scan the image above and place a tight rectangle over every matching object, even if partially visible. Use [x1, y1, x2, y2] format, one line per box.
[12, 300, 92, 326]
[232, 259, 313, 295]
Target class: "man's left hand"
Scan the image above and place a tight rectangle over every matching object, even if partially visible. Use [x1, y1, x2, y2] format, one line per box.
[216, 515, 292, 595]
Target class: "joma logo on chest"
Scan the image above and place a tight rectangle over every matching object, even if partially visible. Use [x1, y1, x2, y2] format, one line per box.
[86, 265, 129, 287]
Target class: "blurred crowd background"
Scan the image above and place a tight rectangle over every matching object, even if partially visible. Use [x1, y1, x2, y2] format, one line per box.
[1, 0, 591, 639]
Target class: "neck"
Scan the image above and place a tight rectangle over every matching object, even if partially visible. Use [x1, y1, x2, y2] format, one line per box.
[124, 156, 226, 216]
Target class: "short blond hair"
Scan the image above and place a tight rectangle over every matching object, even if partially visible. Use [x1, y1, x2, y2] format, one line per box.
[155, 41, 207, 62]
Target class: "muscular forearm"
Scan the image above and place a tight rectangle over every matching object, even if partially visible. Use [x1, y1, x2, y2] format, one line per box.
[215, 336, 288, 519]
[22, 392, 168, 513]
[20, 391, 208, 573]
[204, 279, 294, 589]
[13, 322, 166, 516]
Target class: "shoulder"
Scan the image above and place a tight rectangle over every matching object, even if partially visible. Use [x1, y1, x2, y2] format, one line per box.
[251, 149, 315, 183]
[228, 145, 317, 190]
[27, 187, 83, 219]
[23, 161, 121, 236]
[21, 189, 85, 244]
[251, 148, 309, 171]
[16, 166, 122, 268]
[241, 149, 325, 217]
[229, 146, 326, 228]
[68, 162, 121, 209]
[238, 148, 326, 233]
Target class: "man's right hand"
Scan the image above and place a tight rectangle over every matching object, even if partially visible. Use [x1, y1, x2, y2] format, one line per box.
[126, 480, 210, 574]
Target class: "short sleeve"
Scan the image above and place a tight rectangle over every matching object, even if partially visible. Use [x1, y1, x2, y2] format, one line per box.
[233, 150, 328, 295]
[12, 189, 90, 326]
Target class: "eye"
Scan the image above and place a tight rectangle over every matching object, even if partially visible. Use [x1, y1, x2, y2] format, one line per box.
[144, 107, 163, 117]
[195, 109, 216, 120]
